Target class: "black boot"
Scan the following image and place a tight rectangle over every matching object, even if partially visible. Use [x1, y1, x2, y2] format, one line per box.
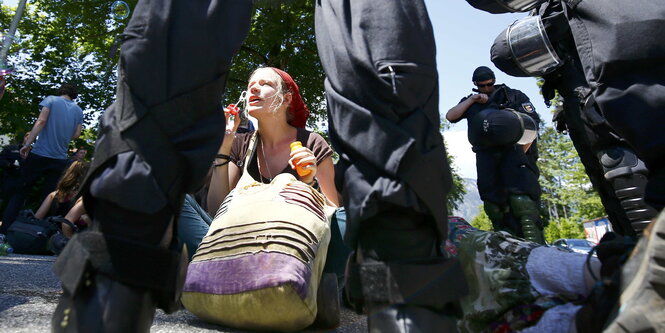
[52, 273, 156, 333]
[348, 211, 466, 333]
[367, 304, 458, 333]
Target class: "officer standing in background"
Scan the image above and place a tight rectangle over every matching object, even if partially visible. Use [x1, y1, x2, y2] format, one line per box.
[446, 66, 544, 244]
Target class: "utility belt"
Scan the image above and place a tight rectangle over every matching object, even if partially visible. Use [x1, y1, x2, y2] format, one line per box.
[53, 231, 188, 313]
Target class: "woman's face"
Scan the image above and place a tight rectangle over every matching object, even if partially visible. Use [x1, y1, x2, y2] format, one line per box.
[246, 68, 289, 116]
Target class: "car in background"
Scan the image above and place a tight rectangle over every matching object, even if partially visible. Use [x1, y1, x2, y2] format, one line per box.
[551, 238, 596, 255]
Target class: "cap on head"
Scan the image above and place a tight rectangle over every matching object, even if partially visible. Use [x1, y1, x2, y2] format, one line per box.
[472, 66, 496, 82]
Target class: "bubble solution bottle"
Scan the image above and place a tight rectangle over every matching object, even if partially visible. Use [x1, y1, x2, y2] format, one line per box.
[289, 141, 313, 177]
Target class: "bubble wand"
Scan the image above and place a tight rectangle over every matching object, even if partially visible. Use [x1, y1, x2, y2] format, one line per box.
[225, 90, 247, 134]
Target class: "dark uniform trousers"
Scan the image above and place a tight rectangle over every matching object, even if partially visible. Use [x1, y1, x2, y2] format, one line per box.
[544, 57, 657, 236]
[315, 0, 467, 331]
[561, 0, 665, 212]
[51, 1, 253, 331]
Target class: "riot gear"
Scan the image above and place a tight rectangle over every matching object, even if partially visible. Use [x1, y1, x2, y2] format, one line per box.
[493, 15, 562, 77]
[489, 0, 661, 236]
[489, 0, 665, 213]
[599, 147, 657, 233]
[316, 0, 468, 331]
[468, 108, 538, 148]
[51, 0, 253, 331]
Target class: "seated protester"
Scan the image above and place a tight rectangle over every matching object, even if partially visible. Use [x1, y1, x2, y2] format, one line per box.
[445, 216, 629, 333]
[177, 66, 342, 256]
[34, 161, 89, 220]
[207, 66, 339, 213]
[61, 197, 91, 237]
[180, 68, 343, 331]
[180, 67, 342, 258]
[177, 194, 213, 261]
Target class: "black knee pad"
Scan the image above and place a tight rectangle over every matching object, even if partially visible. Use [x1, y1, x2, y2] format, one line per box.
[599, 147, 658, 233]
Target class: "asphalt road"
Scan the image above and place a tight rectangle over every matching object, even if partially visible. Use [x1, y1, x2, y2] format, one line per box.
[0, 254, 367, 333]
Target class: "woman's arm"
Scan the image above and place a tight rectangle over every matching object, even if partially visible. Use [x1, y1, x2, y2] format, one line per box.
[63, 198, 86, 238]
[206, 109, 242, 215]
[35, 191, 56, 219]
[315, 156, 340, 207]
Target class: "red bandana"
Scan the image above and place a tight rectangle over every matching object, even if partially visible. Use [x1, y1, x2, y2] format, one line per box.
[270, 67, 309, 128]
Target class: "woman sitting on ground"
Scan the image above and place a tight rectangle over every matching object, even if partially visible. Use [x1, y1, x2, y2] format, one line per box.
[178, 67, 341, 259]
[34, 160, 88, 220]
[207, 66, 339, 214]
[34, 161, 90, 237]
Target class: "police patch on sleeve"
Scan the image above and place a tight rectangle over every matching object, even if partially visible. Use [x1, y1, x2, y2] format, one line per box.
[522, 102, 535, 113]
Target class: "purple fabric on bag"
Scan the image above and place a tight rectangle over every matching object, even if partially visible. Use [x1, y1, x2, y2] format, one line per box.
[184, 251, 311, 299]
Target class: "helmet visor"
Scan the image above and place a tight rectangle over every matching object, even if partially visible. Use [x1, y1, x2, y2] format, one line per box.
[512, 110, 538, 145]
[507, 15, 562, 76]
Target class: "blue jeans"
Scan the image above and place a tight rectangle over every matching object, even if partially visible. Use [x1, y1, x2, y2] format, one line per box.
[323, 208, 352, 283]
[177, 194, 212, 261]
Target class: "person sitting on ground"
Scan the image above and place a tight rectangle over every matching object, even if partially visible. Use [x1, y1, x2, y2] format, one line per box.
[444, 215, 643, 333]
[179, 67, 341, 260]
[34, 160, 89, 221]
[207, 66, 339, 213]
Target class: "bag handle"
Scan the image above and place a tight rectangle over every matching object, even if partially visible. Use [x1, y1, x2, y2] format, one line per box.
[49, 216, 79, 233]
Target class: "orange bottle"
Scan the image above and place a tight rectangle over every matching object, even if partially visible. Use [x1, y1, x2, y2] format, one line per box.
[290, 141, 312, 177]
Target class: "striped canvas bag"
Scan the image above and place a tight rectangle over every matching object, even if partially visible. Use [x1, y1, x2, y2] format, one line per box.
[181, 133, 332, 332]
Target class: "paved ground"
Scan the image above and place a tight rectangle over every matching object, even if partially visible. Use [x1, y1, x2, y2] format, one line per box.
[0, 254, 367, 333]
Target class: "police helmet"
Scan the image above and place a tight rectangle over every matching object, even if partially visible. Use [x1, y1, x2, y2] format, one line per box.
[491, 15, 562, 77]
[468, 108, 537, 148]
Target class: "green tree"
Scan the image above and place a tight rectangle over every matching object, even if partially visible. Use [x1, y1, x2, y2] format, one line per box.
[544, 217, 584, 243]
[537, 78, 605, 242]
[470, 205, 493, 231]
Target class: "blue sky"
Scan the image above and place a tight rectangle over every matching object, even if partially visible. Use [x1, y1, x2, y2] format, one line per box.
[2, 0, 551, 179]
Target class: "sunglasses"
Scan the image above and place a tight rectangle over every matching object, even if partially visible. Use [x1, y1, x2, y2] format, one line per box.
[475, 81, 495, 88]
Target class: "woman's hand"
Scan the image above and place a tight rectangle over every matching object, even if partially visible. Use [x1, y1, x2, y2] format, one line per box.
[289, 146, 317, 184]
[223, 105, 242, 136]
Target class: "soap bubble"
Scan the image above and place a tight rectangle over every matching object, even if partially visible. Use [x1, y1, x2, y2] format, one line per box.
[110, 1, 130, 20]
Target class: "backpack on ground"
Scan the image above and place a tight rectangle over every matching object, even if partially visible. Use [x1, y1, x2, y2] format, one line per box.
[6, 210, 59, 254]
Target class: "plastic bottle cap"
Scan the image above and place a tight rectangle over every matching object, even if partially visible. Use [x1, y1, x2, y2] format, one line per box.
[290, 141, 303, 151]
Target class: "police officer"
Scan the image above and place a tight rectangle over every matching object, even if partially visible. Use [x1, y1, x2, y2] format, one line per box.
[486, 1, 658, 237]
[50, 1, 253, 331]
[316, 0, 468, 331]
[446, 66, 545, 244]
